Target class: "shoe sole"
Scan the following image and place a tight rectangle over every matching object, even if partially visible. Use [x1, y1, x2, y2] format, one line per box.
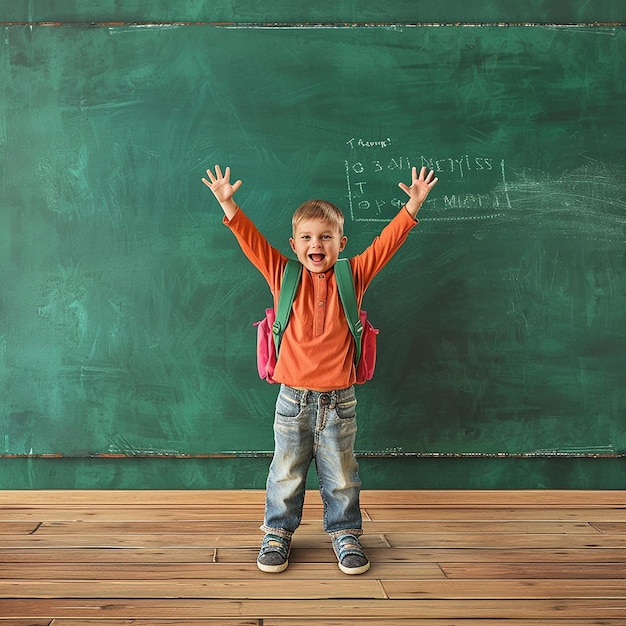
[257, 559, 289, 573]
[338, 560, 370, 575]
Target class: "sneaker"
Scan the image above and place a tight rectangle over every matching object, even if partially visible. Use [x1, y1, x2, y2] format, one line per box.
[332, 533, 370, 575]
[257, 533, 291, 573]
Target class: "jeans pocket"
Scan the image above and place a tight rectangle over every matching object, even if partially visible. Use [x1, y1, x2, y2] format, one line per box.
[276, 388, 302, 419]
[335, 397, 357, 420]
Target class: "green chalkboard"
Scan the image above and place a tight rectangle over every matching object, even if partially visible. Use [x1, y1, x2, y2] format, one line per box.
[2, 0, 626, 24]
[1, 23, 625, 467]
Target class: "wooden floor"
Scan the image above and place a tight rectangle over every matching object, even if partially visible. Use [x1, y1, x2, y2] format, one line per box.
[0, 490, 625, 624]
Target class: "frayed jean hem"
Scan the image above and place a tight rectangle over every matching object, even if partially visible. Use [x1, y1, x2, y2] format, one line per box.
[328, 528, 363, 540]
[260, 525, 294, 540]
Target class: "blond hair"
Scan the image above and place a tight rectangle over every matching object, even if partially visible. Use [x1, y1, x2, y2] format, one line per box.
[292, 199, 345, 236]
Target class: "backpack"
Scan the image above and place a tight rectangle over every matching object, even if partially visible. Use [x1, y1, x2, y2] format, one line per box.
[254, 259, 378, 385]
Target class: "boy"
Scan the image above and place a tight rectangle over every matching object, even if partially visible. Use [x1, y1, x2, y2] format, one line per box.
[202, 164, 438, 574]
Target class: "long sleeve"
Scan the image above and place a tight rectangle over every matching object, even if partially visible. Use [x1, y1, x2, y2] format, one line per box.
[224, 206, 418, 391]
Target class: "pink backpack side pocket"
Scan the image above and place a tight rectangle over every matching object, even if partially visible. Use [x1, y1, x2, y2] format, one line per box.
[254, 308, 278, 384]
[355, 310, 379, 384]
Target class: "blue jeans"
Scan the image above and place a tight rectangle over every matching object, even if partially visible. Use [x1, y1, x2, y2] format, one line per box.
[261, 384, 362, 539]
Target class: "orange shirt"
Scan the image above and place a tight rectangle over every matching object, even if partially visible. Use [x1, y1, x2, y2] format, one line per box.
[225, 207, 418, 391]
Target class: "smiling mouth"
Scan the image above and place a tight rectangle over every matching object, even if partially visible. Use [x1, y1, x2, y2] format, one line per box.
[309, 254, 326, 263]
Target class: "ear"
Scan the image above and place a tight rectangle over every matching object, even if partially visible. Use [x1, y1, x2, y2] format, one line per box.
[339, 236, 347, 251]
[289, 238, 296, 253]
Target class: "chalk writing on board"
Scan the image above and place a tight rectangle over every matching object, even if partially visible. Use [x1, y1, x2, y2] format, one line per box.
[345, 138, 511, 224]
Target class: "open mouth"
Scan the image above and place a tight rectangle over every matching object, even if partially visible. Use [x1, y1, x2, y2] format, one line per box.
[309, 254, 326, 264]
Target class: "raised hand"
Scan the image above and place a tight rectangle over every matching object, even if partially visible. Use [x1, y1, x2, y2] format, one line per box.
[202, 165, 242, 219]
[398, 166, 438, 218]
[202, 165, 242, 202]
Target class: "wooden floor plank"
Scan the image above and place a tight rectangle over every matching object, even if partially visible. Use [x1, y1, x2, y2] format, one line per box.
[1, 489, 624, 507]
[3, 505, 626, 522]
[29, 519, 601, 535]
[0, 490, 625, 623]
[591, 522, 626, 534]
[0, 621, 54, 626]
[383, 532, 626, 548]
[0, 523, 40, 535]
[364, 507, 626, 522]
[366, 520, 598, 533]
[440, 562, 626, 579]
[3, 545, 626, 565]
[3, 531, 626, 550]
[357, 490, 626, 507]
[0, 561, 444, 581]
[0, 532, 390, 550]
[2, 598, 626, 620]
[4, 620, 624, 626]
[0, 579, 387, 600]
[0, 507, 266, 522]
[264, 617, 626, 626]
[266, 621, 626, 626]
[34, 520, 271, 534]
[380, 579, 626, 599]
[0, 490, 270, 507]
[48, 617, 258, 626]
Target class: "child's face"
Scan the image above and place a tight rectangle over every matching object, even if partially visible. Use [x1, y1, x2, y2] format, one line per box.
[289, 218, 347, 274]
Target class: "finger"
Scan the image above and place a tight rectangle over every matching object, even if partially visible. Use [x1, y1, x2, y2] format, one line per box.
[201, 177, 212, 188]
[398, 182, 410, 195]
[215, 164, 223, 179]
[428, 176, 439, 188]
[418, 166, 428, 181]
[232, 179, 243, 193]
[205, 169, 216, 183]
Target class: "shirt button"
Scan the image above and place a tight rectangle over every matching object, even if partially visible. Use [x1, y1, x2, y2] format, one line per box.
[319, 301, 325, 307]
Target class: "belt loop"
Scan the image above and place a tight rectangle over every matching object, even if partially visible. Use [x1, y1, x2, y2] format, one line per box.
[318, 391, 336, 409]
[300, 389, 309, 407]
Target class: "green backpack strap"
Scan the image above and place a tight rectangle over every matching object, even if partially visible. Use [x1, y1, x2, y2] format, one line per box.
[272, 259, 302, 357]
[334, 258, 364, 365]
